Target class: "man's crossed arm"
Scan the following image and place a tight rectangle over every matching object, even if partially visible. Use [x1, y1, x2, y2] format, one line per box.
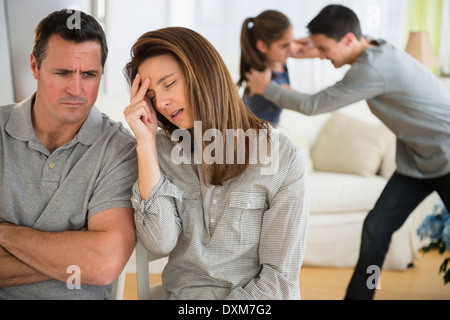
[0, 207, 136, 288]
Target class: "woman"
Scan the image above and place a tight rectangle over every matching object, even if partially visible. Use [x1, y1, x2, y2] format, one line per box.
[124, 27, 309, 300]
[238, 10, 294, 125]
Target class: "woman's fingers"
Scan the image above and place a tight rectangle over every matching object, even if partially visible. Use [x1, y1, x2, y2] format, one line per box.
[124, 99, 148, 120]
[125, 74, 158, 141]
[131, 74, 151, 103]
[126, 74, 154, 123]
[131, 74, 151, 101]
[143, 96, 156, 124]
[135, 77, 151, 101]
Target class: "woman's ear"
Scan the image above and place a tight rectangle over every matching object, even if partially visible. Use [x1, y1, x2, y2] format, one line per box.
[256, 40, 268, 54]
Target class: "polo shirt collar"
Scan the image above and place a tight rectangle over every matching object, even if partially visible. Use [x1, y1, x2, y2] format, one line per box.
[5, 94, 35, 142]
[6, 93, 103, 146]
[76, 103, 103, 146]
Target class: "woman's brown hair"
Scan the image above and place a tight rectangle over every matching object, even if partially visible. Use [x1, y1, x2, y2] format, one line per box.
[124, 27, 269, 186]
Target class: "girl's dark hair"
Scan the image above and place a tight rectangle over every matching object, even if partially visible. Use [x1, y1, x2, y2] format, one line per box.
[307, 5, 362, 41]
[238, 10, 291, 88]
[32, 9, 108, 70]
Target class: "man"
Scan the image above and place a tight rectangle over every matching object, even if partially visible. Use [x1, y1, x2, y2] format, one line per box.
[246, 4, 450, 300]
[0, 9, 138, 299]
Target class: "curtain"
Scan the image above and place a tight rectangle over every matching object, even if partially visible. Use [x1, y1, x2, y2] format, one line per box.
[439, 0, 450, 75]
[407, 0, 442, 55]
[407, 0, 444, 75]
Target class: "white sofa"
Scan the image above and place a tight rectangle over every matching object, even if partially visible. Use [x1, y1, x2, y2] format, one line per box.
[279, 100, 438, 271]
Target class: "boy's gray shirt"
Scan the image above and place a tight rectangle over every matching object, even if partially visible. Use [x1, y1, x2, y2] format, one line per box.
[0, 94, 138, 299]
[264, 39, 450, 179]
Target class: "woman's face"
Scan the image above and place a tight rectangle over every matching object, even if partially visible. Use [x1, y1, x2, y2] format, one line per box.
[259, 26, 294, 66]
[138, 54, 194, 130]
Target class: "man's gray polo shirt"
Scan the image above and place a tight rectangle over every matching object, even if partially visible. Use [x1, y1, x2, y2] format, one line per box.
[0, 94, 138, 299]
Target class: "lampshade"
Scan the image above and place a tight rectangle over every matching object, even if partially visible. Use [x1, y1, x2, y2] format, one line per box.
[405, 31, 440, 68]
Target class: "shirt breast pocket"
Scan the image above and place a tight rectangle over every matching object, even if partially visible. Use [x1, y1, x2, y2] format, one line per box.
[225, 192, 267, 248]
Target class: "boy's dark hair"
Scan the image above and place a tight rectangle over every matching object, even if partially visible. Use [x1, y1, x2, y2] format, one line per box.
[307, 4, 362, 41]
[32, 9, 108, 70]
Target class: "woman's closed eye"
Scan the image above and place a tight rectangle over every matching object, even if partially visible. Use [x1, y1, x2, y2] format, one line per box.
[166, 80, 176, 88]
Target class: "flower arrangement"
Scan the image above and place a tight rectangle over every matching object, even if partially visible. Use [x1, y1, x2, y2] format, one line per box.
[417, 200, 450, 284]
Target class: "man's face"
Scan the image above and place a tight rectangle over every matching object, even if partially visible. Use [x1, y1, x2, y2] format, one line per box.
[31, 34, 103, 129]
[311, 33, 351, 68]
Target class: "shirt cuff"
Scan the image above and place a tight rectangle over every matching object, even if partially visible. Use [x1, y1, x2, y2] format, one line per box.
[131, 174, 183, 214]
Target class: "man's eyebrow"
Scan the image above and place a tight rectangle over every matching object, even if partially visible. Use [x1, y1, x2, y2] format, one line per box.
[52, 68, 100, 74]
[83, 70, 100, 74]
[157, 72, 176, 85]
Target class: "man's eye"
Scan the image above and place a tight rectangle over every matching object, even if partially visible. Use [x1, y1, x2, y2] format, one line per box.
[83, 72, 96, 78]
[57, 71, 70, 76]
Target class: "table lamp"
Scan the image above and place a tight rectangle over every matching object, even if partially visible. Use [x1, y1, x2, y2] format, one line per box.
[405, 31, 440, 68]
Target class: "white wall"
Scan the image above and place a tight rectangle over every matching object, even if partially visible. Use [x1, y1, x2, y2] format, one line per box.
[103, 0, 168, 96]
[101, 0, 410, 97]
[2, 0, 415, 108]
[0, 0, 14, 105]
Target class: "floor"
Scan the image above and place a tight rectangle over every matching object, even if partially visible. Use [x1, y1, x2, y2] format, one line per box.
[122, 249, 450, 300]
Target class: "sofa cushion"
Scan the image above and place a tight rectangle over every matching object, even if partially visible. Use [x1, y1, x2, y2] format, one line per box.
[289, 133, 314, 173]
[309, 172, 387, 213]
[311, 112, 395, 177]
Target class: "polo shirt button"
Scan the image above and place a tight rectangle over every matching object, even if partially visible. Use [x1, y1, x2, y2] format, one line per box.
[49, 163, 55, 169]
[212, 199, 217, 205]
[247, 201, 252, 208]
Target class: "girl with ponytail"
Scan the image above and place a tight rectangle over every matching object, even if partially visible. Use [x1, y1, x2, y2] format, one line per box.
[238, 10, 294, 125]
